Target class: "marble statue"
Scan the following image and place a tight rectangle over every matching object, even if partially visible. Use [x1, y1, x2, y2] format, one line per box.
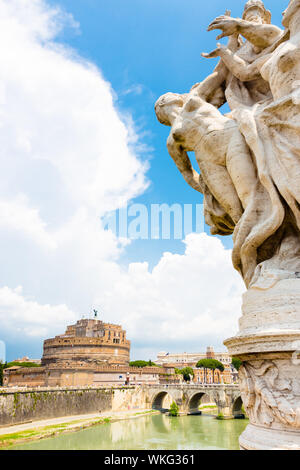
[155, 0, 300, 450]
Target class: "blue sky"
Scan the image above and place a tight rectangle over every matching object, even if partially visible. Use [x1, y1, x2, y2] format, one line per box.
[0, 0, 287, 361]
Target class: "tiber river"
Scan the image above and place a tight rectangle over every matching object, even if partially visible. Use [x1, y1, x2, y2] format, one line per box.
[12, 414, 248, 451]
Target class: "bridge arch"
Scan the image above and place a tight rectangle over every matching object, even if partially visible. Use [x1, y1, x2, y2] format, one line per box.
[152, 391, 175, 412]
[188, 392, 217, 415]
[232, 396, 245, 418]
[188, 392, 206, 415]
[145, 384, 241, 417]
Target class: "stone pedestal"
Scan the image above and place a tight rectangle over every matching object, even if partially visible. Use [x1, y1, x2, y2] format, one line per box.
[225, 277, 300, 450]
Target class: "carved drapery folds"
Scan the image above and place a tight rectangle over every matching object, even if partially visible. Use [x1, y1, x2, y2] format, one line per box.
[239, 360, 300, 429]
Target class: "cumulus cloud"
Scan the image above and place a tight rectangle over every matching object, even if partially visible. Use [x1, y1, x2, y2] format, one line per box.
[96, 234, 244, 358]
[0, 195, 56, 250]
[0, 286, 76, 339]
[0, 0, 148, 214]
[0, 0, 244, 360]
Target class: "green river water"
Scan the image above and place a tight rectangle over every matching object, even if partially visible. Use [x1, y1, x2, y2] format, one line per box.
[11, 414, 248, 450]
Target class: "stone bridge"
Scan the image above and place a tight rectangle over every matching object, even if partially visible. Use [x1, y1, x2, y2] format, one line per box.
[143, 384, 243, 418]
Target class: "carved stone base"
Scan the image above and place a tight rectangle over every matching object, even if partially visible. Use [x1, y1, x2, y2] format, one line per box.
[239, 424, 300, 450]
[225, 278, 300, 451]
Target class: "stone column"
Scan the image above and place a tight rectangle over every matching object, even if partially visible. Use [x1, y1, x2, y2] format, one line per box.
[225, 278, 300, 450]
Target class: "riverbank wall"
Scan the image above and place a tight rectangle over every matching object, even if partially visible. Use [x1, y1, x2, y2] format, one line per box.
[0, 386, 148, 426]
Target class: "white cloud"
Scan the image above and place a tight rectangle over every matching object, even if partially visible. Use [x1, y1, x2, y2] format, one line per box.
[96, 234, 245, 357]
[121, 84, 144, 97]
[0, 195, 56, 250]
[0, 0, 148, 215]
[0, 0, 244, 360]
[0, 285, 76, 339]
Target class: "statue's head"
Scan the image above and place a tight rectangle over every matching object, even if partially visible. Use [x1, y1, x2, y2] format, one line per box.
[242, 0, 271, 24]
[282, 0, 300, 28]
[155, 93, 186, 126]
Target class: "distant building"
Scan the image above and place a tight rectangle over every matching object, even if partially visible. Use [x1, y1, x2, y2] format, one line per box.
[156, 347, 232, 367]
[156, 347, 236, 384]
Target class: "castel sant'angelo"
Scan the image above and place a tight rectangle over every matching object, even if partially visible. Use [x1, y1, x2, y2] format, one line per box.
[42, 318, 131, 367]
[4, 316, 176, 387]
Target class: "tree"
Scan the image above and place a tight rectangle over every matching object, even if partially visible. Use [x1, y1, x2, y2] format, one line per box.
[213, 360, 224, 384]
[169, 401, 179, 417]
[148, 359, 158, 367]
[196, 359, 212, 384]
[4, 362, 41, 369]
[196, 359, 207, 383]
[177, 367, 194, 382]
[129, 360, 159, 368]
[196, 359, 224, 384]
[231, 357, 242, 371]
[129, 360, 149, 368]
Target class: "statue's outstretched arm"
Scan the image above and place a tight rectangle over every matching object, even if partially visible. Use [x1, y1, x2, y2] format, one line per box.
[166, 135, 204, 194]
[238, 22, 282, 49]
[208, 15, 282, 49]
[190, 61, 227, 105]
[192, 34, 241, 105]
[202, 44, 266, 82]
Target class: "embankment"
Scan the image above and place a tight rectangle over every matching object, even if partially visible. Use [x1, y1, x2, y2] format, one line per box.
[0, 386, 148, 426]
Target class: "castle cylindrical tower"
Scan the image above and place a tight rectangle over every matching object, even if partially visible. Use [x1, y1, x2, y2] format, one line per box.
[42, 319, 130, 366]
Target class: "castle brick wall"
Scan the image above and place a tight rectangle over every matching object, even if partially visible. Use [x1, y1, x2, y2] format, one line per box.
[3, 368, 46, 388]
[3, 365, 168, 388]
